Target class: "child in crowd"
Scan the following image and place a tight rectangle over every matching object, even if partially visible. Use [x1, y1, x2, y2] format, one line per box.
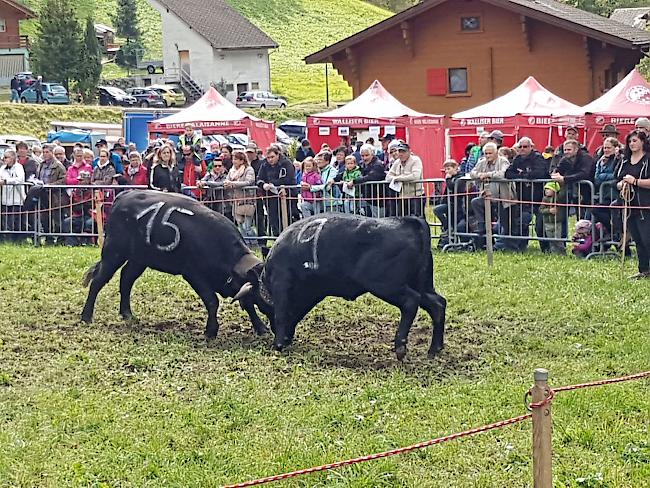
[336, 155, 362, 214]
[434, 159, 467, 239]
[299, 157, 322, 217]
[539, 181, 566, 254]
[572, 219, 602, 258]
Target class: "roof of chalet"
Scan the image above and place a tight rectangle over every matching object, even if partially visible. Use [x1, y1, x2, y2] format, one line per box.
[0, 0, 36, 18]
[610, 7, 650, 28]
[305, 0, 650, 63]
[153, 0, 277, 50]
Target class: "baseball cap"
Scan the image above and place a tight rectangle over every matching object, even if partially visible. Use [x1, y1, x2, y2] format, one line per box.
[395, 142, 410, 151]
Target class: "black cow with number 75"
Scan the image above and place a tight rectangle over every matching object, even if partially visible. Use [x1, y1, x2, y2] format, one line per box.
[236, 213, 447, 360]
[80, 190, 273, 336]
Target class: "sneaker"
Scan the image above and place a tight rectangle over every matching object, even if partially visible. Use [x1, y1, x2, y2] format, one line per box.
[628, 271, 650, 280]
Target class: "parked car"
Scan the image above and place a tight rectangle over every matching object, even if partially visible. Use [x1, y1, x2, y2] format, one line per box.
[0, 134, 40, 149]
[15, 71, 35, 87]
[276, 128, 293, 146]
[0, 143, 14, 160]
[98, 86, 137, 107]
[125, 87, 166, 108]
[149, 85, 186, 107]
[279, 120, 306, 140]
[136, 59, 164, 74]
[202, 135, 245, 152]
[236, 90, 287, 109]
[20, 82, 70, 104]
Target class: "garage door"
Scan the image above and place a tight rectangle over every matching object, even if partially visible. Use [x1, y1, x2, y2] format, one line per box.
[0, 54, 26, 85]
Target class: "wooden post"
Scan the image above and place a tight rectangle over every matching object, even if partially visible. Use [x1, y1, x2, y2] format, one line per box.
[94, 190, 105, 249]
[484, 195, 494, 267]
[280, 191, 289, 232]
[532, 368, 552, 488]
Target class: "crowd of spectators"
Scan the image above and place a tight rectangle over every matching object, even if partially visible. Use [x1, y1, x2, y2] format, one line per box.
[0, 119, 649, 277]
[440, 117, 650, 278]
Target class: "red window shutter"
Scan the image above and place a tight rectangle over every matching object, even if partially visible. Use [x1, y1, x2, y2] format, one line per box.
[427, 68, 447, 96]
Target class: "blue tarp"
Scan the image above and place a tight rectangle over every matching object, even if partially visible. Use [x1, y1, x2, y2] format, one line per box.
[47, 129, 105, 144]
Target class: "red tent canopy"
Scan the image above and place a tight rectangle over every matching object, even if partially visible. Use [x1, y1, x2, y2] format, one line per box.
[306, 80, 445, 179]
[449, 77, 583, 160]
[574, 69, 650, 152]
[148, 87, 276, 150]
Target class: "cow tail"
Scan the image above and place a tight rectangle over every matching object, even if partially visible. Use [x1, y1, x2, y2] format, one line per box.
[419, 218, 435, 289]
[81, 261, 100, 288]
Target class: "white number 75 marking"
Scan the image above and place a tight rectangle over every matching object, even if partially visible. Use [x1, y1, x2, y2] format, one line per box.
[135, 202, 194, 252]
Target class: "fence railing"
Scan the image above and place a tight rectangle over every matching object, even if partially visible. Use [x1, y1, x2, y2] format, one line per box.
[0, 178, 644, 258]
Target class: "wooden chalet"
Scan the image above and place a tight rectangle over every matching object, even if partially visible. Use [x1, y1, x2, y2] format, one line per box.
[305, 0, 650, 116]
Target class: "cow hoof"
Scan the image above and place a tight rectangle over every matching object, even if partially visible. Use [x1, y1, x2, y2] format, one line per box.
[120, 312, 134, 321]
[253, 324, 269, 336]
[395, 345, 407, 361]
[273, 342, 284, 352]
[80, 315, 92, 324]
[205, 328, 218, 339]
[427, 346, 443, 359]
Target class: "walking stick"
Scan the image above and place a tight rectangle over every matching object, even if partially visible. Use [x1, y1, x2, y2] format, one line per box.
[620, 182, 630, 272]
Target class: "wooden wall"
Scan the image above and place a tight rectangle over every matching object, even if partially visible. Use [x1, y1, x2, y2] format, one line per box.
[330, 0, 643, 115]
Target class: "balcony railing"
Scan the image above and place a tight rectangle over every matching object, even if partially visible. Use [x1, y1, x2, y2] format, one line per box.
[0, 35, 30, 49]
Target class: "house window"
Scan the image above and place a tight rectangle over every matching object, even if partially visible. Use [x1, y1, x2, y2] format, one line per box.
[225, 84, 234, 92]
[460, 16, 481, 32]
[0, 18, 6, 33]
[448, 68, 468, 94]
[251, 82, 260, 90]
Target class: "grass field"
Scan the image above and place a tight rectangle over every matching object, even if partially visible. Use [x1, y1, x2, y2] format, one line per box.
[0, 244, 648, 487]
[20, 0, 392, 105]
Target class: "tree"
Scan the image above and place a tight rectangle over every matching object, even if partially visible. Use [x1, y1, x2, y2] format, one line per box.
[112, 0, 141, 41]
[30, 0, 82, 89]
[76, 16, 102, 103]
[113, 0, 142, 69]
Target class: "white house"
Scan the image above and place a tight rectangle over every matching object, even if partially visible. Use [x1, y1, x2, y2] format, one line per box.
[148, 0, 277, 103]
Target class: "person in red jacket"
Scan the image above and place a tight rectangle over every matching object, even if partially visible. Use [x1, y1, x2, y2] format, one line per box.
[123, 151, 149, 186]
[180, 146, 206, 199]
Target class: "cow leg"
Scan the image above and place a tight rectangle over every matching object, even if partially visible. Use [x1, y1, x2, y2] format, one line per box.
[374, 286, 420, 361]
[119, 261, 147, 320]
[81, 255, 127, 323]
[238, 296, 268, 336]
[184, 276, 220, 338]
[420, 291, 447, 358]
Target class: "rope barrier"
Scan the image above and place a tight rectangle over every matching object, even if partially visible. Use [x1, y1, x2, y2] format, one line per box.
[223, 370, 650, 488]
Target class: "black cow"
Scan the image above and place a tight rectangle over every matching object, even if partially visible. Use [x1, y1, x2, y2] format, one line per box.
[81, 190, 272, 336]
[239, 214, 446, 360]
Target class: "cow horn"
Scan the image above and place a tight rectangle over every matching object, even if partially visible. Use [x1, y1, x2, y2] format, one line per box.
[234, 282, 254, 300]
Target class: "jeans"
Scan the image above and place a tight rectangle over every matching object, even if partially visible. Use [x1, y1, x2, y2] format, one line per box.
[301, 200, 322, 218]
[63, 216, 93, 245]
[543, 221, 565, 254]
[343, 198, 359, 214]
[236, 214, 257, 247]
[364, 202, 384, 218]
[10, 89, 20, 103]
[471, 197, 520, 250]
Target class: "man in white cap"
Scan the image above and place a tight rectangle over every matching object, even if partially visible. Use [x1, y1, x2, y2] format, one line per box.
[634, 117, 650, 136]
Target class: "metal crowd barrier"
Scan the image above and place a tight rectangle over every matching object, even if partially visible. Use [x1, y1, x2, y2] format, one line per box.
[0, 179, 638, 258]
[439, 177, 627, 256]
